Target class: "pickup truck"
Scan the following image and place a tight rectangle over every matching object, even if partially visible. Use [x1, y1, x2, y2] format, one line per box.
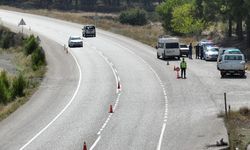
[217, 53, 246, 77]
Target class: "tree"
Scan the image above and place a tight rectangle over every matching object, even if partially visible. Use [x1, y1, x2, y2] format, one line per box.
[171, 3, 204, 35]
[156, 0, 188, 32]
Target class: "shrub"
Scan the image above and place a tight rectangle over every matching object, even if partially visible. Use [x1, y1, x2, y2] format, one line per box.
[11, 74, 26, 98]
[0, 80, 10, 105]
[119, 8, 148, 26]
[0, 71, 11, 104]
[23, 35, 39, 55]
[31, 47, 46, 70]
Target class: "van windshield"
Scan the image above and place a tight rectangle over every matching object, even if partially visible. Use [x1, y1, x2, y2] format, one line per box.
[166, 43, 179, 49]
[225, 55, 243, 60]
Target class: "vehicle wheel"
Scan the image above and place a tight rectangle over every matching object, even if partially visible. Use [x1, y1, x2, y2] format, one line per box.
[162, 54, 165, 60]
[220, 72, 225, 78]
[177, 57, 180, 60]
[240, 72, 245, 77]
[157, 53, 160, 59]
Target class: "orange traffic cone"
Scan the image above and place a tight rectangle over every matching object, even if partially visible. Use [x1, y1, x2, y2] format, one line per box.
[109, 105, 113, 113]
[83, 142, 87, 150]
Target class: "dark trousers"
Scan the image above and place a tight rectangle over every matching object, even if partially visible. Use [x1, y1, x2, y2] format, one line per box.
[181, 68, 186, 78]
[195, 49, 199, 59]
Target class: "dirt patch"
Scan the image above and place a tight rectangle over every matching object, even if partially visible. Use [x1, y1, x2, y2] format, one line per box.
[226, 107, 250, 150]
[0, 51, 17, 74]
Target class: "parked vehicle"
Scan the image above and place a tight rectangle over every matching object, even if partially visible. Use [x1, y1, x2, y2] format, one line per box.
[217, 48, 242, 65]
[217, 53, 246, 77]
[180, 44, 189, 57]
[203, 46, 219, 61]
[68, 36, 83, 48]
[82, 25, 96, 37]
[156, 36, 180, 60]
[198, 39, 214, 59]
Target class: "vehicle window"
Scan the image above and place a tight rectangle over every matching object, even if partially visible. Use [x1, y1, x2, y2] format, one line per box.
[71, 37, 81, 40]
[224, 55, 243, 60]
[210, 48, 219, 52]
[180, 45, 187, 48]
[166, 43, 179, 49]
[86, 26, 95, 30]
[158, 42, 164, 48]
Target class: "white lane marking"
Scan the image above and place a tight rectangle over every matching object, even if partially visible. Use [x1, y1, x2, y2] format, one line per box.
[90, 46, 122, 149]
[89, 136, 101, 150]
[157, 123, 166, 150]
[20, 45, 82, 150]
[107, 42, 168, 150]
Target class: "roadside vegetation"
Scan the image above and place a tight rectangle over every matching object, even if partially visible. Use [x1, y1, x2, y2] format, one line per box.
[0, 26, 46, 121]
[224, 107, 250, 150]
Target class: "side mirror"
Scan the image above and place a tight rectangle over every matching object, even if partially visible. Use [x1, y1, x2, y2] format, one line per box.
[155, 45, 158, 49]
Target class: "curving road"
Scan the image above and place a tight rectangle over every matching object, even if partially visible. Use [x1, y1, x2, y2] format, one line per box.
[0, 10, 249, 150]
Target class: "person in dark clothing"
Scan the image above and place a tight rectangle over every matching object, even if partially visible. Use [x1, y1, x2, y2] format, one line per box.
[195, 44, 199, 59]
[189, 43, 192, 59]
[180, 58, 187, 79]
[200, 45, 204, 59]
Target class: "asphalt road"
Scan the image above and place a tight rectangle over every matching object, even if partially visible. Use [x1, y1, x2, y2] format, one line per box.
[0, 10, 250, 150]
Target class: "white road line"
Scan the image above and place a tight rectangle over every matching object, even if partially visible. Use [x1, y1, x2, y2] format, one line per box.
[108, 42, 168, 150]
[89, 136, 101, 150]
[157, 123, 166, 150]
[91, 46, 123, 149]
[19, 45, 82, 150]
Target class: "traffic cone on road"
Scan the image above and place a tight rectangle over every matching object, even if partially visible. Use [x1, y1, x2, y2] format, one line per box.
[83, 142, 87, 150]
[109, 105, 113, 113]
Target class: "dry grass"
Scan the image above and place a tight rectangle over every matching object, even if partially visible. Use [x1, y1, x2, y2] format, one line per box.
[226, 107, 250, 150]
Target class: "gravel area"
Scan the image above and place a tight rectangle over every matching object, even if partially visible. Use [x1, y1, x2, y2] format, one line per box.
[0, 52, 17, 74]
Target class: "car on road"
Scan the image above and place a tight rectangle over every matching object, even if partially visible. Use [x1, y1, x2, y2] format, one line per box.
[68, 36, 83, 48]
[217, 53, 246, 77]
[217, 48, 242, 65]
[156, 36, 180, 60]
[180, 44, 189, 57]
[198, 39, 214, 59]
[203, 46, 219, 61]
[82, 25, 96, 37]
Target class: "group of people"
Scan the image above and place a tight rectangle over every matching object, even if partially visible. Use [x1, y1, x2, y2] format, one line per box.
[188, 43, 204, 60]
[179, 42, 203, 79]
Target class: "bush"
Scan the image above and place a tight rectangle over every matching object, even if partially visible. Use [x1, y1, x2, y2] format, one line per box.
[23, 35, 39, 55]
[11, 74, 26, 98]
[31, 47, 46, 70]
[0, 71, 11, 104]
[119, 8, 148, 26]
[0, 29, 15, 49]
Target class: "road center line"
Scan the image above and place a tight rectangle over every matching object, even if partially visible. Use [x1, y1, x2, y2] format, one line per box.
[19, 44, 82, 150]
[91, 46, 123, 149]
[107, 41, 168, 150]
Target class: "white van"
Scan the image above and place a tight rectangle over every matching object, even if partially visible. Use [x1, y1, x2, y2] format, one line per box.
[217, 53, 246, 77]
[156, 36, 180, 60]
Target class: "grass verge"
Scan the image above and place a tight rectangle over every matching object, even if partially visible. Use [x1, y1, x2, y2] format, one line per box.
[225, 107, 250, 150]
[0, 44, 46, 121]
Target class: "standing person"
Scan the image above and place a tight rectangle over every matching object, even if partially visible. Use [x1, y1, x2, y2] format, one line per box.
[200, 45, 204, 60]
[195, 44, 199, 59]
[180, 58, 187, 79]
[189, 43, 192, 59]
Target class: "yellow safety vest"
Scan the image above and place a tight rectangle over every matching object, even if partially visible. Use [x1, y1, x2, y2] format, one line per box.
[180, 61, 187, 69]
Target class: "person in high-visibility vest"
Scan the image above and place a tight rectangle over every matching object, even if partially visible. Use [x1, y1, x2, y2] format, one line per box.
[180, 58, 187, 79]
